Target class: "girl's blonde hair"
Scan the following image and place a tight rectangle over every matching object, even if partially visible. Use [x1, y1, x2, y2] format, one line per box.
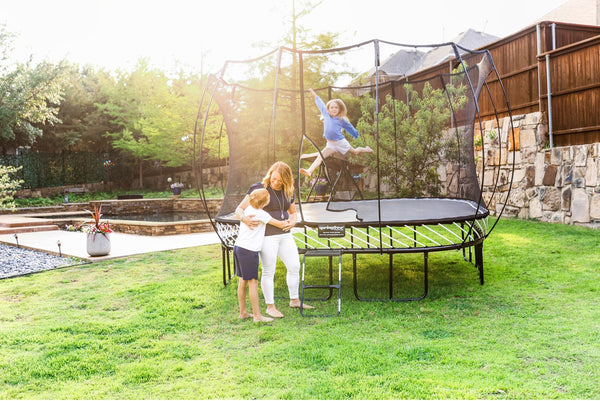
[326, 98, 349, 121]
[262, 161, 295, 200]
[248, 188, 270, 209]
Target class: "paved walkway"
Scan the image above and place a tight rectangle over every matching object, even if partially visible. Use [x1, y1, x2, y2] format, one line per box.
[0, 230, 221, 261]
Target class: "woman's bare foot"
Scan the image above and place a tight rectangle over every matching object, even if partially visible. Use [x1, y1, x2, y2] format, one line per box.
[365, 146, 374, 153]
[254, 315, 274, 323]
[238, 312, 253, 319]
[300, 168, 312, 178]
[266, 306, 284, 318]
[289, 299, 314, 309]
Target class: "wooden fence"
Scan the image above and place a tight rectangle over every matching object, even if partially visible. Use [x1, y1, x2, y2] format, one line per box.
[382, 21, 600, 147]
[538, 34, 600, 146]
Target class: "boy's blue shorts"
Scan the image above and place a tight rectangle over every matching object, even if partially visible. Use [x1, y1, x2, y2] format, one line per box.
[233, 245, 259, 280]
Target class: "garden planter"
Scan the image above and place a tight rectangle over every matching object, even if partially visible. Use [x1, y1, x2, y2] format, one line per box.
[315, 184, 327, 196]
[87, 232, 111, 257]
[172, 187, 182, 195]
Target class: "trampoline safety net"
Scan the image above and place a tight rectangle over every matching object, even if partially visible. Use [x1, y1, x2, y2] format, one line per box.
[196, 39, 515, 241]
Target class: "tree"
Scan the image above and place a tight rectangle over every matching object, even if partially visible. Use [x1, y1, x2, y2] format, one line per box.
[0, 23, 67, 152]
[97, 59, 215, 187]
[355, 81, 467, 198]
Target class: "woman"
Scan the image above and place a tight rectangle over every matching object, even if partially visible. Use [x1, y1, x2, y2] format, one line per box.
[234, 161, 313, 317]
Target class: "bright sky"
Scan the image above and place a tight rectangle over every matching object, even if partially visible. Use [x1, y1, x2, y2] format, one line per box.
[1, 0, 569, 74]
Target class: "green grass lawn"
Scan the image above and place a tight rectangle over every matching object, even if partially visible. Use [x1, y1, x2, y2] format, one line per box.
[0, 218, 598, 399]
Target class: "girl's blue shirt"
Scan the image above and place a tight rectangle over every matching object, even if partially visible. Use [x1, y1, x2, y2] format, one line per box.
[315, 96, 359, 141]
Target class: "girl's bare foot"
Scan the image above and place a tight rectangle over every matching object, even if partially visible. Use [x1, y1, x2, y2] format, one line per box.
[266, 306, 284, 318]
[365, 146, 374, 153]
[300, 168, 311, 178]
[238, 312, 253, 319]
[254, 315, 274, 322]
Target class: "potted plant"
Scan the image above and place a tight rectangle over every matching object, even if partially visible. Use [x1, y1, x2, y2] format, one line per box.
[312, 178, 328, 196]
[68, 204, 112, 256]
[168, 177, 185, 195]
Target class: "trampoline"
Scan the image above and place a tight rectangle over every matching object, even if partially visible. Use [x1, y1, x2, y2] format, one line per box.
[216, 198, 488, 301]
[194, 38, 516, 305]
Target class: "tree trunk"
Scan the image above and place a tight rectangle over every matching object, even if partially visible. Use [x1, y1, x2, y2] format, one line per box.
[138, 158, 144, 189]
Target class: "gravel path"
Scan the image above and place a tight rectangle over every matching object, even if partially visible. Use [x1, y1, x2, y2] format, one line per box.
[0, 243, 81, 279]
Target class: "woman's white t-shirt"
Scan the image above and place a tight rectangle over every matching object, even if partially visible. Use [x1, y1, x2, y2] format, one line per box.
[234, 206, 273, 252]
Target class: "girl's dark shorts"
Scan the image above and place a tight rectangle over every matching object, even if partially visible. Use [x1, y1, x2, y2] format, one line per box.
[233, 245, 259, 280]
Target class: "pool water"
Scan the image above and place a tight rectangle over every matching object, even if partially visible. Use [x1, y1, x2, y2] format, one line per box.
[32, 211, 209, 223]
[105, 212, 209, 222]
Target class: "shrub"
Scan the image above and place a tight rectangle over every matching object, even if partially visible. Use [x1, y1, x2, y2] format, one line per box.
[0, 165, 24, 210]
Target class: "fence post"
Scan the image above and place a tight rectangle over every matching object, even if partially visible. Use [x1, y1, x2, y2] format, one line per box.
[545, 54, 554, 148]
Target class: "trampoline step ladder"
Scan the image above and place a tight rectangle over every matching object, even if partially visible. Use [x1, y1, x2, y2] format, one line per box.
[300, 249, 342, 317]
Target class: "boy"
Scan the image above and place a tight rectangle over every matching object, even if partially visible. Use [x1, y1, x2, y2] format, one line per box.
[234, 188, 287, 322]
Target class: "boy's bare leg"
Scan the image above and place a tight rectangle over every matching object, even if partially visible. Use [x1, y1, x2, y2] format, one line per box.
[249, 280, 273, 322]
[237, 278, 253, 319]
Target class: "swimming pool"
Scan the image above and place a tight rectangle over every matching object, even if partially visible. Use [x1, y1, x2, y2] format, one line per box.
[24, 199, 220, 236]
[32, 211, 209, 222]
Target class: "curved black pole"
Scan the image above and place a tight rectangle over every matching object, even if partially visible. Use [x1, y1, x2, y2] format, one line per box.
[197, 74, 229, 245]
[296, 51, 306, 222]
[452, 44, 488, 244]
[374, 40, 383, 252]
[484, 52, 517, 237]
[271, 47, 283, 164]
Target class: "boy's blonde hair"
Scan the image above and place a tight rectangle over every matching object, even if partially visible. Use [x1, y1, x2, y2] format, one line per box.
[326, 98, 349, 121]
[248, 188, 270, 209]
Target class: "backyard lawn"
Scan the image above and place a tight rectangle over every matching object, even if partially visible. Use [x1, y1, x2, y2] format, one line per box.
[0, 218, 598, 399]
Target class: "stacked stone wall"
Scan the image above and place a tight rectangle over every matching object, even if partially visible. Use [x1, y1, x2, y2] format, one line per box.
[130, 165, 227, 191]
[479, 112, 600, 228]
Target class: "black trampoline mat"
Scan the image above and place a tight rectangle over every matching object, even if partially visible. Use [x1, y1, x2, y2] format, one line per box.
[217, 198, 489, 227]
[298, 198, 488, 226]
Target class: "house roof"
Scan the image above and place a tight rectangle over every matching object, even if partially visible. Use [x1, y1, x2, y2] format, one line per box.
[536, 0, 600, 25]
[419, 29, 499, 70]
[377, 49, 427, 77]
[370, 28, 499, 80]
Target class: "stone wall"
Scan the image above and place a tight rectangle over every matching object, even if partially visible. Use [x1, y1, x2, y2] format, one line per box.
[88, 198, 222, 215]
[15, 182, 110, 199]
[0, 198, 223, 236]
[479, 112, 600, 228]
[131, 166, 227, 191]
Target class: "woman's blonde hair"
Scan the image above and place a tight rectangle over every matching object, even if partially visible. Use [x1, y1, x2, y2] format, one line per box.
[262, 161, 295, 200]
[326, 98, 349, 121]
[248, 188, 270, 209]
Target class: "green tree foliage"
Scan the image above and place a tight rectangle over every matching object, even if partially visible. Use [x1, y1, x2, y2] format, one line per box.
[32, 64, 117, 153]
[0, 164, 23, 210]
[355, 81, 467, 198]
[0, 23, 67, 152]
[99, 60, 212, 168]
